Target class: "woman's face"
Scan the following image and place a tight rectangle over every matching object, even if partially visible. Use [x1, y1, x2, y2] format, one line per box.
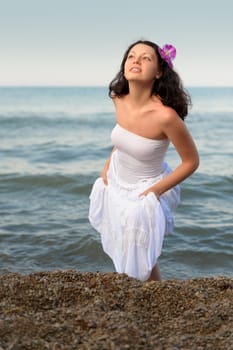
[124, 43, 161, 83]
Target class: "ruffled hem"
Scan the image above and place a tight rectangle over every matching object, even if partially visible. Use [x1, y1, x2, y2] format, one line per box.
[89, 152, 180, 281]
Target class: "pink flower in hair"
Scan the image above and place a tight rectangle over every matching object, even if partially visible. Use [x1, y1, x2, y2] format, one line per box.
[158, 44, 176, 68]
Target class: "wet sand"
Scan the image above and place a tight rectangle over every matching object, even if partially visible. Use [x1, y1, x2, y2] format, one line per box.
[0, 270, 232, 349]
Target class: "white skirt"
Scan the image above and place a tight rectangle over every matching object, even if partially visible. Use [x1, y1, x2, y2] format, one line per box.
[89, 152, 180, 281]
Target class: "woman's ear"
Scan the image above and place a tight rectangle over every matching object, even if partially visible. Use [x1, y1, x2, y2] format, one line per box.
[155, 71, 162, 79]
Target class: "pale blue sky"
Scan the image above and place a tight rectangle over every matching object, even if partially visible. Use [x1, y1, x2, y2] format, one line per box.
[0, 0, 232, 86]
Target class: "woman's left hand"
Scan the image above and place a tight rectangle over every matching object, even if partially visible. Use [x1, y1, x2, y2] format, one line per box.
[139, 188, 160, 201]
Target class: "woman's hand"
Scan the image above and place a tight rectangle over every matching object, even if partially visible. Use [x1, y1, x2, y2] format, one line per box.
[101, 147, 117, 185]
[139, 186, 160, 201]
[101, 158, 110, 185]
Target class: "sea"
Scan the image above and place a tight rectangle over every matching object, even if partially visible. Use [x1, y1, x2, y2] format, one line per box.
[0, 86, 232, 280]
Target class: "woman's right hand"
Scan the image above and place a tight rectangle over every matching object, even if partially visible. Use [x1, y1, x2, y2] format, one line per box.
[101, 147, 116, 185]
[101, 158, 110, 185]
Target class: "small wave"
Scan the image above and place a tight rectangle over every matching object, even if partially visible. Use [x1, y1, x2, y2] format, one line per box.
[0, 173, 93, 195]
[182, 173, 233, 198]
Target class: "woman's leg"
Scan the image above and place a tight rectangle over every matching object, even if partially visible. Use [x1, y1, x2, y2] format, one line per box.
[148, 263, 161, 281]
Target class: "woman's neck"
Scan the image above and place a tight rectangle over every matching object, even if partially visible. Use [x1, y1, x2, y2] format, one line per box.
[127, 82, 152, 107]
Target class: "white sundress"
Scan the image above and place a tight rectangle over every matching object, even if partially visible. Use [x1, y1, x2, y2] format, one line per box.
[89, 124, 180, 281]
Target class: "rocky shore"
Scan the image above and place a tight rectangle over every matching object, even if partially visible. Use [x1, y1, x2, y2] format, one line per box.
[0, 270, 232, 350]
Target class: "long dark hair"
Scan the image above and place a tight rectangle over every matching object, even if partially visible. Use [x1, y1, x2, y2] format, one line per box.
[108, 40, 191, 120]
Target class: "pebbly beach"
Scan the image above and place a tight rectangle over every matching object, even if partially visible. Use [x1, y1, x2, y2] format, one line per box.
[0, 270, 232, 350]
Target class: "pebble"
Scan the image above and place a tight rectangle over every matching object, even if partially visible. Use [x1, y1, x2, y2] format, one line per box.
[0, 270, 232, 349]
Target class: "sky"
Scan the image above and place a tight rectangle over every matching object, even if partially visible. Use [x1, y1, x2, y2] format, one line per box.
[0, 0, 232, 87]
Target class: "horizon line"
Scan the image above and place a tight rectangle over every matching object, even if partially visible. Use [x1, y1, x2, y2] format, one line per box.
[0, 85, 232, 89]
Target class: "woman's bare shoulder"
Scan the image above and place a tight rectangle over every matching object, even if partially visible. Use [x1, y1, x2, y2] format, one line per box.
[112, 94, 121, 105]
[157, 104, 181, 125]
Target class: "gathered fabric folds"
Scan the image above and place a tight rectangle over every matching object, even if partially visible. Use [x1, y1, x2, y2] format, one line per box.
[89, 151, 180, 281]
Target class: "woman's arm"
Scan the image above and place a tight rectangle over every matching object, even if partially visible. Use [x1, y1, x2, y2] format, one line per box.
[141, 111, 199, 198]
[101, 146, 117, 185]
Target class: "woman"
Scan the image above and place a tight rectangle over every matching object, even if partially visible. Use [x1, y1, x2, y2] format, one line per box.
[89, 40, 199, 282]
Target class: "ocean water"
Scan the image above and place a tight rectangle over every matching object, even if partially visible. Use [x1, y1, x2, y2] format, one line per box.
[0, 86, 232, 280]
